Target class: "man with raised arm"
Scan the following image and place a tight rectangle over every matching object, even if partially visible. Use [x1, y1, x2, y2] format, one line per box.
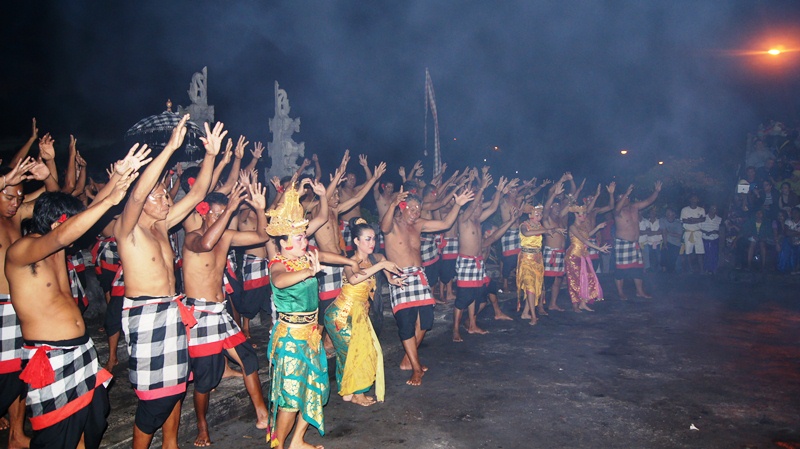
[6, 166, 137, 449]
[381, 186, 474, 386]
[613, 181, 662, 299]
[114, 116, 226, 449]
[181, 183, 270, 447]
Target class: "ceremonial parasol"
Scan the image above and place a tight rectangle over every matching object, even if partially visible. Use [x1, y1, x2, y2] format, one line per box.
[125, 100, 205, 160]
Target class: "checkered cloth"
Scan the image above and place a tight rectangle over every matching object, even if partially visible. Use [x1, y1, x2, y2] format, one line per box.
[222, 250, 238, 295]
[110, 267, 125, 297]
[241, 254, 270, 291]
[388, 266, 436, 313]
[21, 334, 112, 430]
[340, 220, 353, 252]
[441, 236, 459, 260]
[67, 259, 88, 309]
[587, 237, 600, 260]
[543, 246, 566, 276]
[318, 265, 343, 301]
[0, 294, 22, 374]
[420, 233, 442, 266]
[67, 250, 86, 272]
[456, 254, 489, 287]
[122, 295, 192, 399]
[183, 297, 247, 358]
[615, 238, 644, 269]
[501, 227, 521, 256]
[91, 236, 119, 275]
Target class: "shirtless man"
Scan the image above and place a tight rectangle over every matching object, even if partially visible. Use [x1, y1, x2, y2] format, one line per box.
[542, 175, 571, 313]
[0, 157, 55, 449]
[115, 116, 225, 449]
[337, 154, 374, 252]
[582, 182, 616, 272]
[7, 168, 136, 449]
[613, 181, 662, 299]
[381, 187, 474, 385]
[452, 174, 508, 342]
[182, 184, 270, 447]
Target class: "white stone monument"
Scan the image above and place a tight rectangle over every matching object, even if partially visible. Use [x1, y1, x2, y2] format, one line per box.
[268, 81, 305, 180]
[178, 67, 215, 132]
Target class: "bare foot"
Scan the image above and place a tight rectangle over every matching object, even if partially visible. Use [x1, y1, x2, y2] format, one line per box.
[453, 332, 463, 343]
[619, 295, 628, 301]
[8, 433, 31, 449]
[521, 312, 531, 319]
[579, 303, 594, 312]
[350, 394, 376, 406]
[406, 369, 424, 386]
[399, 361, 429, 372]
[342, 394, 353, 402]
[494, 312, 513, 321]
[636, 293, 653, 299]
[537, 307, 548, 316]
[548, 305, 565, 312]
[466, 325, 488, 335]
[529, 318, 538, 325]
[572, 305, 582, 313]
[255, 417, 270, 430]
[287, 441, 324, 449]
[194, 428, 212, 447]
[0, 417, 9, 430]
[222, 363, 243, 379]
[104, 357, 118, 373]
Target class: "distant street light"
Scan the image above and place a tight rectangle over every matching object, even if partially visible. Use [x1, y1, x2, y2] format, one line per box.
[768, 48, 782, 56]
[658, 161, 664, 165]
[620, 149, 628, 155]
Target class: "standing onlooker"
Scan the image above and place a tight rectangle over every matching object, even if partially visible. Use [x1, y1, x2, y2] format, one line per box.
[680, 195, 706, 273]
[660, 208, 682, 273]
[740, 209, 778, 271]
[777, 182, 799, 216]
[700, 205, 722, 274]
[639, 208, 661, 273]
[778, 207, 800, 274]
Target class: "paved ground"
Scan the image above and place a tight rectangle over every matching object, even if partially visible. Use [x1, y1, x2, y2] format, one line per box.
[3, 270, 800, 448]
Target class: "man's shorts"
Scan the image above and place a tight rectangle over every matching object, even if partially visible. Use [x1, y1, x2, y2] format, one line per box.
[31, 384, 109, 449]
[0, 371, 25, 415]
[455, 286, 487, 310]
[135, 392, 186, 435]
[683, 231, 705, 255]
[393, 305, 434, 341]
[192, 342, 258, 394]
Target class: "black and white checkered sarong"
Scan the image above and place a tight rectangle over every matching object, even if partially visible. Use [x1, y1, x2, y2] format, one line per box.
[91, 237, 119, 275]
[389, 266, 436, 313]
[0, 295, 22, 373]
[241, 254, 270, 291]
[21, 334, 111, 430]
[615, 238, 643, 269]
[122, 295, 191, 398]
[501, 227, 521, 256]
[420, 233, 442, 266]
[441, 236, 459, 260]
[67, 259, 88, 309]
[184, 297, 246, 358]
[543, 246, 566, 276]
[456, 255, 488, 287]
[317, 265, 343, 301]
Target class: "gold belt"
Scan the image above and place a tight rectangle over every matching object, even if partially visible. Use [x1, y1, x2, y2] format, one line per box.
[521, 247, 542, 254]
[278, 311, 318, 327]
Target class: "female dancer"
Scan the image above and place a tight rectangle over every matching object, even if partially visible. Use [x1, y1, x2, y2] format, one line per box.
[324, 218, 403, 406]
[565, 205, 610, 312]
[518, 204, 563, 325]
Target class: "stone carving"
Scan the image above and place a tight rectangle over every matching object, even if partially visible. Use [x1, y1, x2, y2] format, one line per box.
[178, 67, 215, 130]
[268, 81, 305, 179]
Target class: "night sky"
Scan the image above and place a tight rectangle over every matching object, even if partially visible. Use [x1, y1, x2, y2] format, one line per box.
[3, 1, 800, 181]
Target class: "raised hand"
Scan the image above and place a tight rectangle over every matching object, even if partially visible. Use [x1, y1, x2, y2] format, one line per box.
[311, 153, 318, 163]
[238, 169, 252, 187]
[38, 134, 55, 160]
[392, 187, 409, 207]
[440, 162, 448, 174]
[176, 163, 184, 177]
[496, 176, 508, 194]
[249, 168, 259, 186]
[29, 158, 52, 181]
[166, 114, 190, 151]
[235, 135, 248, 159]
[398, 166, 406, 179]
[76, 151, 87, 169]
[454, 189, 475, 206]
[200, 121, 228, 156]
[4, 157, 38, 186]
[31, 118, 38, 140]
[219, 141, 233, 166]
[553, 182, 565, 197]
[227, 183, 248, 211]
[506, 178, 520, 192]
[625, 184, 634, 196]
[481, 172, 493, 190]
[306, 249, 322, 275]
[359, 154, 368, 168]
[654, 180, 663, 192]
[481, 165, 490, 175]
[246, 182, 267, 211]
[338, 149, 350, 172]
[250, 142, 264, 159]
[107, 168, 139, 206]
[540, 178, 552, 187]
[115, 144, 152, 175]
[270, 176, 281, 191]
[310, 179, 326, 196]
[372, 162, 387, 180]
[69, 134, 77, 152]
[299, 158, 311, 170]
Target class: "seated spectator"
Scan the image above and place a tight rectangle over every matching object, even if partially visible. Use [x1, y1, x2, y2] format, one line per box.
[756, 157, 779, 185]
[778, 182, 799, 215]
[746, 140, 773, 169]
[740, 209, 779, 271]
[787, 169, 800, 197]
[778, 207, 800, 274]
[752, 180, 778, 221]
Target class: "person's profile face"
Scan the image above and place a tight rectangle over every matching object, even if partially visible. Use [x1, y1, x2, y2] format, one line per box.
[0, 185, 24, 218]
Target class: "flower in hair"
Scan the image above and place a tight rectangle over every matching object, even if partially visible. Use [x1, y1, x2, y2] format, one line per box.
[195, 201, 210, 216]
[187, 177, 196, 187]
[57, 214, 68, 224]
[355, 218, 368, 225]
[399, 201, 408, 211]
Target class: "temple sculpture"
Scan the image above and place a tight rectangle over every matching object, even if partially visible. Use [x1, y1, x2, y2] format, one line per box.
[267, 81, 305, 179]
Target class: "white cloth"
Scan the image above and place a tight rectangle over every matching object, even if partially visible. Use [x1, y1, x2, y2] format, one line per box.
[699, 216, 722, 240]
[680, 206, 706, 231]
[638, 218, 662, 248]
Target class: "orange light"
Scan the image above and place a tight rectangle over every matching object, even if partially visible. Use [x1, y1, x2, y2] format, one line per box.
[620, 150, 628, 155]
[768, 48, 782, 55]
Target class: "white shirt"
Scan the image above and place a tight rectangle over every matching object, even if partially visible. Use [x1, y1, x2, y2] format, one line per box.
[699, 216, 722, 240]
[639, 218, 662, 246]
[680, 206, 706, 232]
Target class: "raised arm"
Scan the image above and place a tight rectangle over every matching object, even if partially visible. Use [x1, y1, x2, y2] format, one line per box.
[632, 181, 662, 210]
[61, 135, 78, 193]
[230, 182, 270, 247]
[336, 162, 386, 214]
[380, 187, 407, 234]
[185, 184, 246, 253]
[168, 121, 228, 228]
[117, 115, 189, 236]
[479, 176, 509, 222]
[243, 141, 264, 173]
[10, 118, 38, 167]
[72, 151, 87, 197]
[217, 136, 246, 194]
[615, 184, 634, 213]
[356, 154, 373, 188]
[593, 182, 616, 214]
[483, 207, 522, 249]
[421, 189, 475, 233]
[305, 180, 330, 235]
[37, 133, 59, 186]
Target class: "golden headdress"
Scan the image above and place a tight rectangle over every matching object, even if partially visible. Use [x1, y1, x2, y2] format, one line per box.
[568, 204, 587, 213]
[521, 203, 544, 214]
[266, 184, 309, 236]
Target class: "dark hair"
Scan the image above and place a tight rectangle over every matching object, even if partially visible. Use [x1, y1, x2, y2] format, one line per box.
[204, 192, 228, 207]
[180, 166, 201, 192]
[349, 217, 375, 240]
[0, 166, 12, 176]
[31, 192, 86, 235]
